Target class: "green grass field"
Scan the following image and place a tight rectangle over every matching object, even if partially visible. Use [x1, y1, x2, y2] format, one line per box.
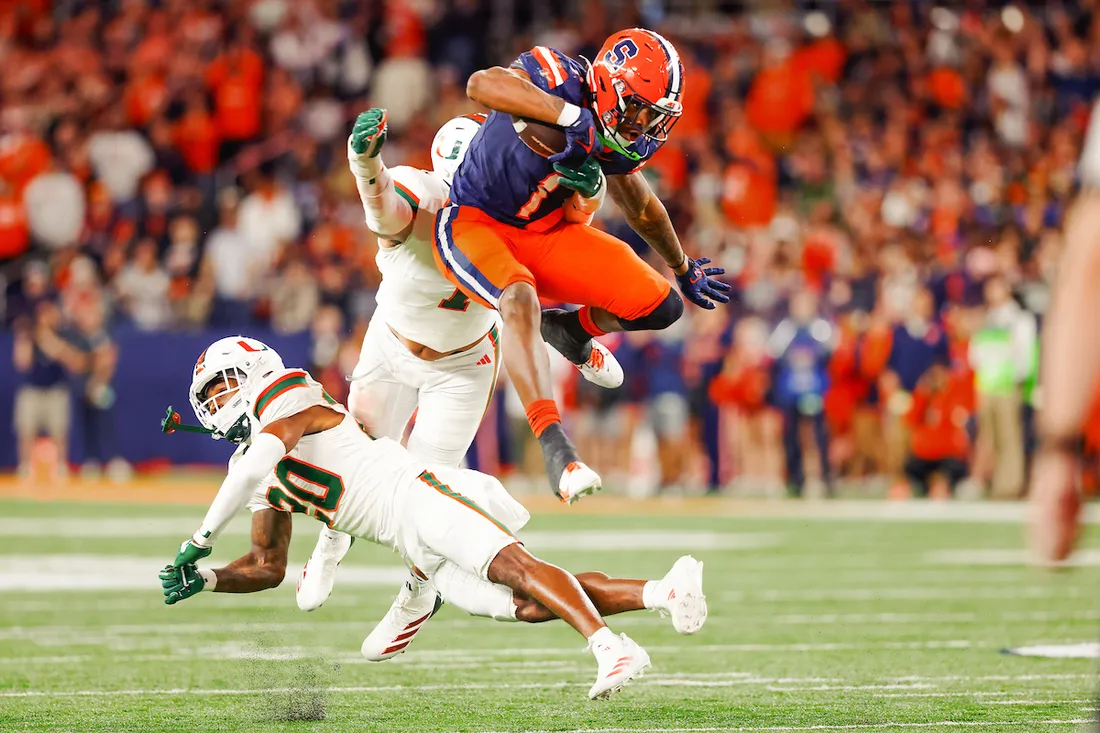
[1, 497, 1098, 732]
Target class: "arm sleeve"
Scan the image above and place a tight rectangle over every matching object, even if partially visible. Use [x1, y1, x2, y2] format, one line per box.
[349, 150, 416, 240]
[192, 432, 287, 545]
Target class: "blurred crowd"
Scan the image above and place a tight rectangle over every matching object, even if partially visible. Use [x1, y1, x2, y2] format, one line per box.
[3, 0, 1098, 496]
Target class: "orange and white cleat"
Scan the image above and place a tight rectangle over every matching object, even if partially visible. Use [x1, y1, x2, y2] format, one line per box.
[556, 461, 602, 504]
[574, 341, 624, 389]
[587, 630, 651, 700]
[360, 575, 442, 661]
[653, 555, 708, 635]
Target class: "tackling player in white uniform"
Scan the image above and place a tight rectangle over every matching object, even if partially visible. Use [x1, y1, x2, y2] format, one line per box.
[159, 337, 707, 700]
[295, 109, 623, 658]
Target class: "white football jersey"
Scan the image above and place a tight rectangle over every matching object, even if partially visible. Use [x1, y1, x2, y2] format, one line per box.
[374, 166, 497, 353]
[242, 368, 424, 549]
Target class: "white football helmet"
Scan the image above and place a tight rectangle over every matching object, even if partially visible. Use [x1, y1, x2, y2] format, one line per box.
[189, 336, 285, 443]
[431, 113, 485, 187]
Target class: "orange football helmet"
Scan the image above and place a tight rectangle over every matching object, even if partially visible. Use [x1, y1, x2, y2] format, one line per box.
[586, 28, 684, 157]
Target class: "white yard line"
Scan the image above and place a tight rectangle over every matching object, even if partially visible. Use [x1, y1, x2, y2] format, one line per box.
[720, 586, 1092, 603]
[0, 521, 778, 549]
[479, 724, 1092, 733]
[771, 610, 1100, 625]
[926, 548, 1100, 567]
[5, 609, 1091, 643]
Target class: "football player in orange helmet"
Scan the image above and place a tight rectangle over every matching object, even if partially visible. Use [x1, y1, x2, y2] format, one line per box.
[427, 28, 729, 503]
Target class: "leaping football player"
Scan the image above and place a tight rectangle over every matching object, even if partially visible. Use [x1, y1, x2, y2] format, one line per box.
[428, 28, 731, 503]
[159, 337, 708, 699]
[294, 111, 624, 659]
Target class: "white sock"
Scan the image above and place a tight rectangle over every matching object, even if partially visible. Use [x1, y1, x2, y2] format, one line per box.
[642, 580, 663, 610]
[587, 626, 617, 653]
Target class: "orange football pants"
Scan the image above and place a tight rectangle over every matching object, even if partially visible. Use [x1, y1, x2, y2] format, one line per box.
[432, 204, 671, 321]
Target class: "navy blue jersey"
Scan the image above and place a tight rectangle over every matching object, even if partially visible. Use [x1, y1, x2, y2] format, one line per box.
[450, 46, 659, 228]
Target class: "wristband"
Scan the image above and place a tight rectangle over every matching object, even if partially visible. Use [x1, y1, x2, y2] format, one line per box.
[556, 103, 582, 128]
[198, 568, 217, 591]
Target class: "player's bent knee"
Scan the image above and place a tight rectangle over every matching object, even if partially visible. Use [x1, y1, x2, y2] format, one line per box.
[497, 282, 540, 323]
[618, 290, 683, 332]
[487, 542, 538, 590]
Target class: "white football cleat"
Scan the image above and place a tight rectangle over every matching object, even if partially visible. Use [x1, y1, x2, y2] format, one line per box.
[588, 631, 651, 700]
[361, 577, 442, 661]
[575, 341, 624, 389]
[296, 527, 354, 611]
[655, 555, 708, 635]
[556, 461, 602, 504]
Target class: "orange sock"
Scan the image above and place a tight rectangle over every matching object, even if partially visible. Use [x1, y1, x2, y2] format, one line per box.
[577, 306, 607, 337]
[525, 399, 561, 438]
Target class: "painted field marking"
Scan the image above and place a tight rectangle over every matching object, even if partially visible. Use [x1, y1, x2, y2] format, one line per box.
[719, 585, 1093, 603]
[0, 520, 778, 550]
[479, 723, 1091, 733]
[926, 548, 1100, 567]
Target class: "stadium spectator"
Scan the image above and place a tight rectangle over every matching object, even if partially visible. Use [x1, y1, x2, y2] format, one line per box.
[23, 165, 84, 250]
[969, 276, 1037, 499]
[12, 300, 84, 477]
[881, 288, 950, 490]
[236, 167, 301, 278]
[87, 107, 155, 207]
[769, 291, 833, 497]
[709, 316, 780, 493]
[635, 327, 692, 494]
[270, 256, 320, 335]
[904, 360, 972, 498]
[68, 296, 129, 480]
[113, 238, 171, 331]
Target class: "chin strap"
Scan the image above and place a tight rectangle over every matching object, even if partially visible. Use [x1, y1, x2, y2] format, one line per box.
[161, 406, 216, 435]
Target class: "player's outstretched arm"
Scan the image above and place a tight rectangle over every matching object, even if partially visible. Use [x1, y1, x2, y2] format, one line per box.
[161, 510, 291, 604]
[173, 407, 331, 566]
[606, 171, 731, 309]
[347, 108, 415, 244]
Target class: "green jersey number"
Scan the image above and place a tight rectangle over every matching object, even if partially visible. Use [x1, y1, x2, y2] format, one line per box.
[265, 457, 345, 527]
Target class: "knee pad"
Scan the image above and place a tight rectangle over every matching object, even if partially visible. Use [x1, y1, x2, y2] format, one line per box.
[618, 289, 684, 332]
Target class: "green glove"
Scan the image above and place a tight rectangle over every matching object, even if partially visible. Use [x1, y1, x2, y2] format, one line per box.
[350, 109, 389, 158]
[174, 538, 212, 567]
[160, 563, 205, 605]
[554, 157, 603, 199]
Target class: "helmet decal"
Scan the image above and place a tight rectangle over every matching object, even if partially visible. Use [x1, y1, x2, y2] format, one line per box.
[604, 38, 639, 69]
